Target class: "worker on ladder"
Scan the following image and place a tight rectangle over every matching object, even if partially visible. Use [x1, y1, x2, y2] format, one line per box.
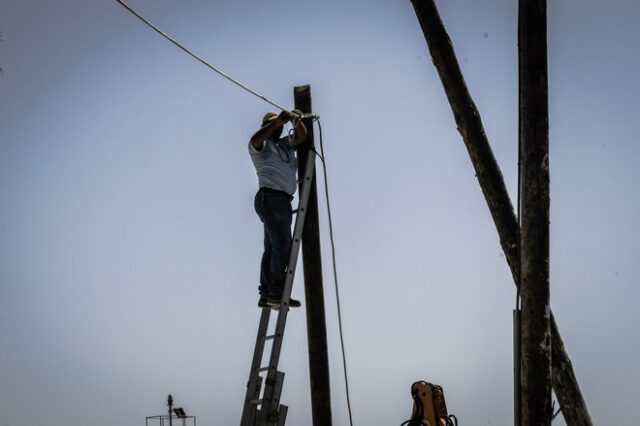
[249, 110, 307, 309]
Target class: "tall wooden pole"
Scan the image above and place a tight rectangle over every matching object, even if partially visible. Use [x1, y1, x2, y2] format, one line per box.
[294, 85, 333, 426]
[519, 0, 552, 424]
[410, 1, 592, 424]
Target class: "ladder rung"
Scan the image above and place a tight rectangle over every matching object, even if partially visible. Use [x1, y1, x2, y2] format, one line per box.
[259, 366, 271, 372]
[292, 208, 298, 214]
[263, 335, 275, 341]
[249, 399, 263, 405]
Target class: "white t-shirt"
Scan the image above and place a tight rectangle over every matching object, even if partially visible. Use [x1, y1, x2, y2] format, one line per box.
[249, 136, 298, 196]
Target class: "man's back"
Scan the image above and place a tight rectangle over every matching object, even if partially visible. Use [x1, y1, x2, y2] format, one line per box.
[249, 136, 297, 196]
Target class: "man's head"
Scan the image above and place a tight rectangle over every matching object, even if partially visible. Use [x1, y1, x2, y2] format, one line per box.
[262, 112, 278, 126]
[262, 112, 283, 139]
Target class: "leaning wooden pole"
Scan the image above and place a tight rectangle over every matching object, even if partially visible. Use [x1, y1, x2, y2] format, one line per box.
[294, 85, 333, 426]
[410, 1, 593, 424]
[519, 0, 552, 423]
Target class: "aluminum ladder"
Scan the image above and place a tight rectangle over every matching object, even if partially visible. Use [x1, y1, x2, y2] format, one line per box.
[240, 151, 316, 426]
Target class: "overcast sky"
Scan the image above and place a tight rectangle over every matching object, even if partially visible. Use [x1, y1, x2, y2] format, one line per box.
[1, 0, 638, 425]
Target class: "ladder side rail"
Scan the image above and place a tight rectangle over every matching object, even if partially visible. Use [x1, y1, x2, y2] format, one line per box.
[240, 308, 273, 425]
[280, 151, 316, 306]
[261, 371, 286, 425]
[259, 151, 316, 423]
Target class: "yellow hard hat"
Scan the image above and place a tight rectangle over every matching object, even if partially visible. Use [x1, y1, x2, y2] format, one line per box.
[262, 112, 279, 126]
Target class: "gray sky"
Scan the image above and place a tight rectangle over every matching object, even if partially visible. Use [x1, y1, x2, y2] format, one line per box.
[1, 0, 638, 425]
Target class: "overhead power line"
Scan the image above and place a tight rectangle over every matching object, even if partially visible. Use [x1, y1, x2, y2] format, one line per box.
[115, 0, 290, 112]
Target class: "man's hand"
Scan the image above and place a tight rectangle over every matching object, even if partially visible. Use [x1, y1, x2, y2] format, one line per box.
[275, 110, 292, 126]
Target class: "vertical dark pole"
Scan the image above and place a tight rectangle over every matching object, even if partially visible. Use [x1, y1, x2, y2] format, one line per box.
[167, 394, 173, 426]
[294, 84, 333, 426]
[513, 309, 522, 425]
[519, 0, 552, 424]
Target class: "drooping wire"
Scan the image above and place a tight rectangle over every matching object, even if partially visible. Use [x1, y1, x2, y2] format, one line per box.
[314, 119, 354, 426]
[115, 0, 289, 112]
[514, 61, 523, 426]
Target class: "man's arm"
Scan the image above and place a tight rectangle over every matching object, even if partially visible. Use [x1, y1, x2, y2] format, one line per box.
[249, 111, 291, 150]
[289, 119, 308, 147]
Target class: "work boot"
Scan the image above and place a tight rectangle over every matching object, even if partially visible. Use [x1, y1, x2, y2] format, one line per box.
[284, 297, 301, 308]
[258, 297, 280, 309]
[258, 296, 301, 309]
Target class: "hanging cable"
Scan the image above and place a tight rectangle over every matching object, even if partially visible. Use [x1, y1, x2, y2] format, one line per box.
[115, 0, 316, 120]
[513, 67, 524, 426]
[312, 119, 354, 426]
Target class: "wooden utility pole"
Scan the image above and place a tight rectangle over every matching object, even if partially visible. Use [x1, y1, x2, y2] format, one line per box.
[519, 0, 552, 424]
[410, 1, 593, 424]
[293, 85, 333, 426]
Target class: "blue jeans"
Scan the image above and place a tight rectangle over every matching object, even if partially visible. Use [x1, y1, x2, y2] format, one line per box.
[254, 188, 292, 298]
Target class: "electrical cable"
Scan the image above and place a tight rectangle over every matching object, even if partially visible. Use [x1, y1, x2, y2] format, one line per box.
[314, 119, 355, 426]
[115, 0, 290, 113]
[514, 60, 523, 426]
